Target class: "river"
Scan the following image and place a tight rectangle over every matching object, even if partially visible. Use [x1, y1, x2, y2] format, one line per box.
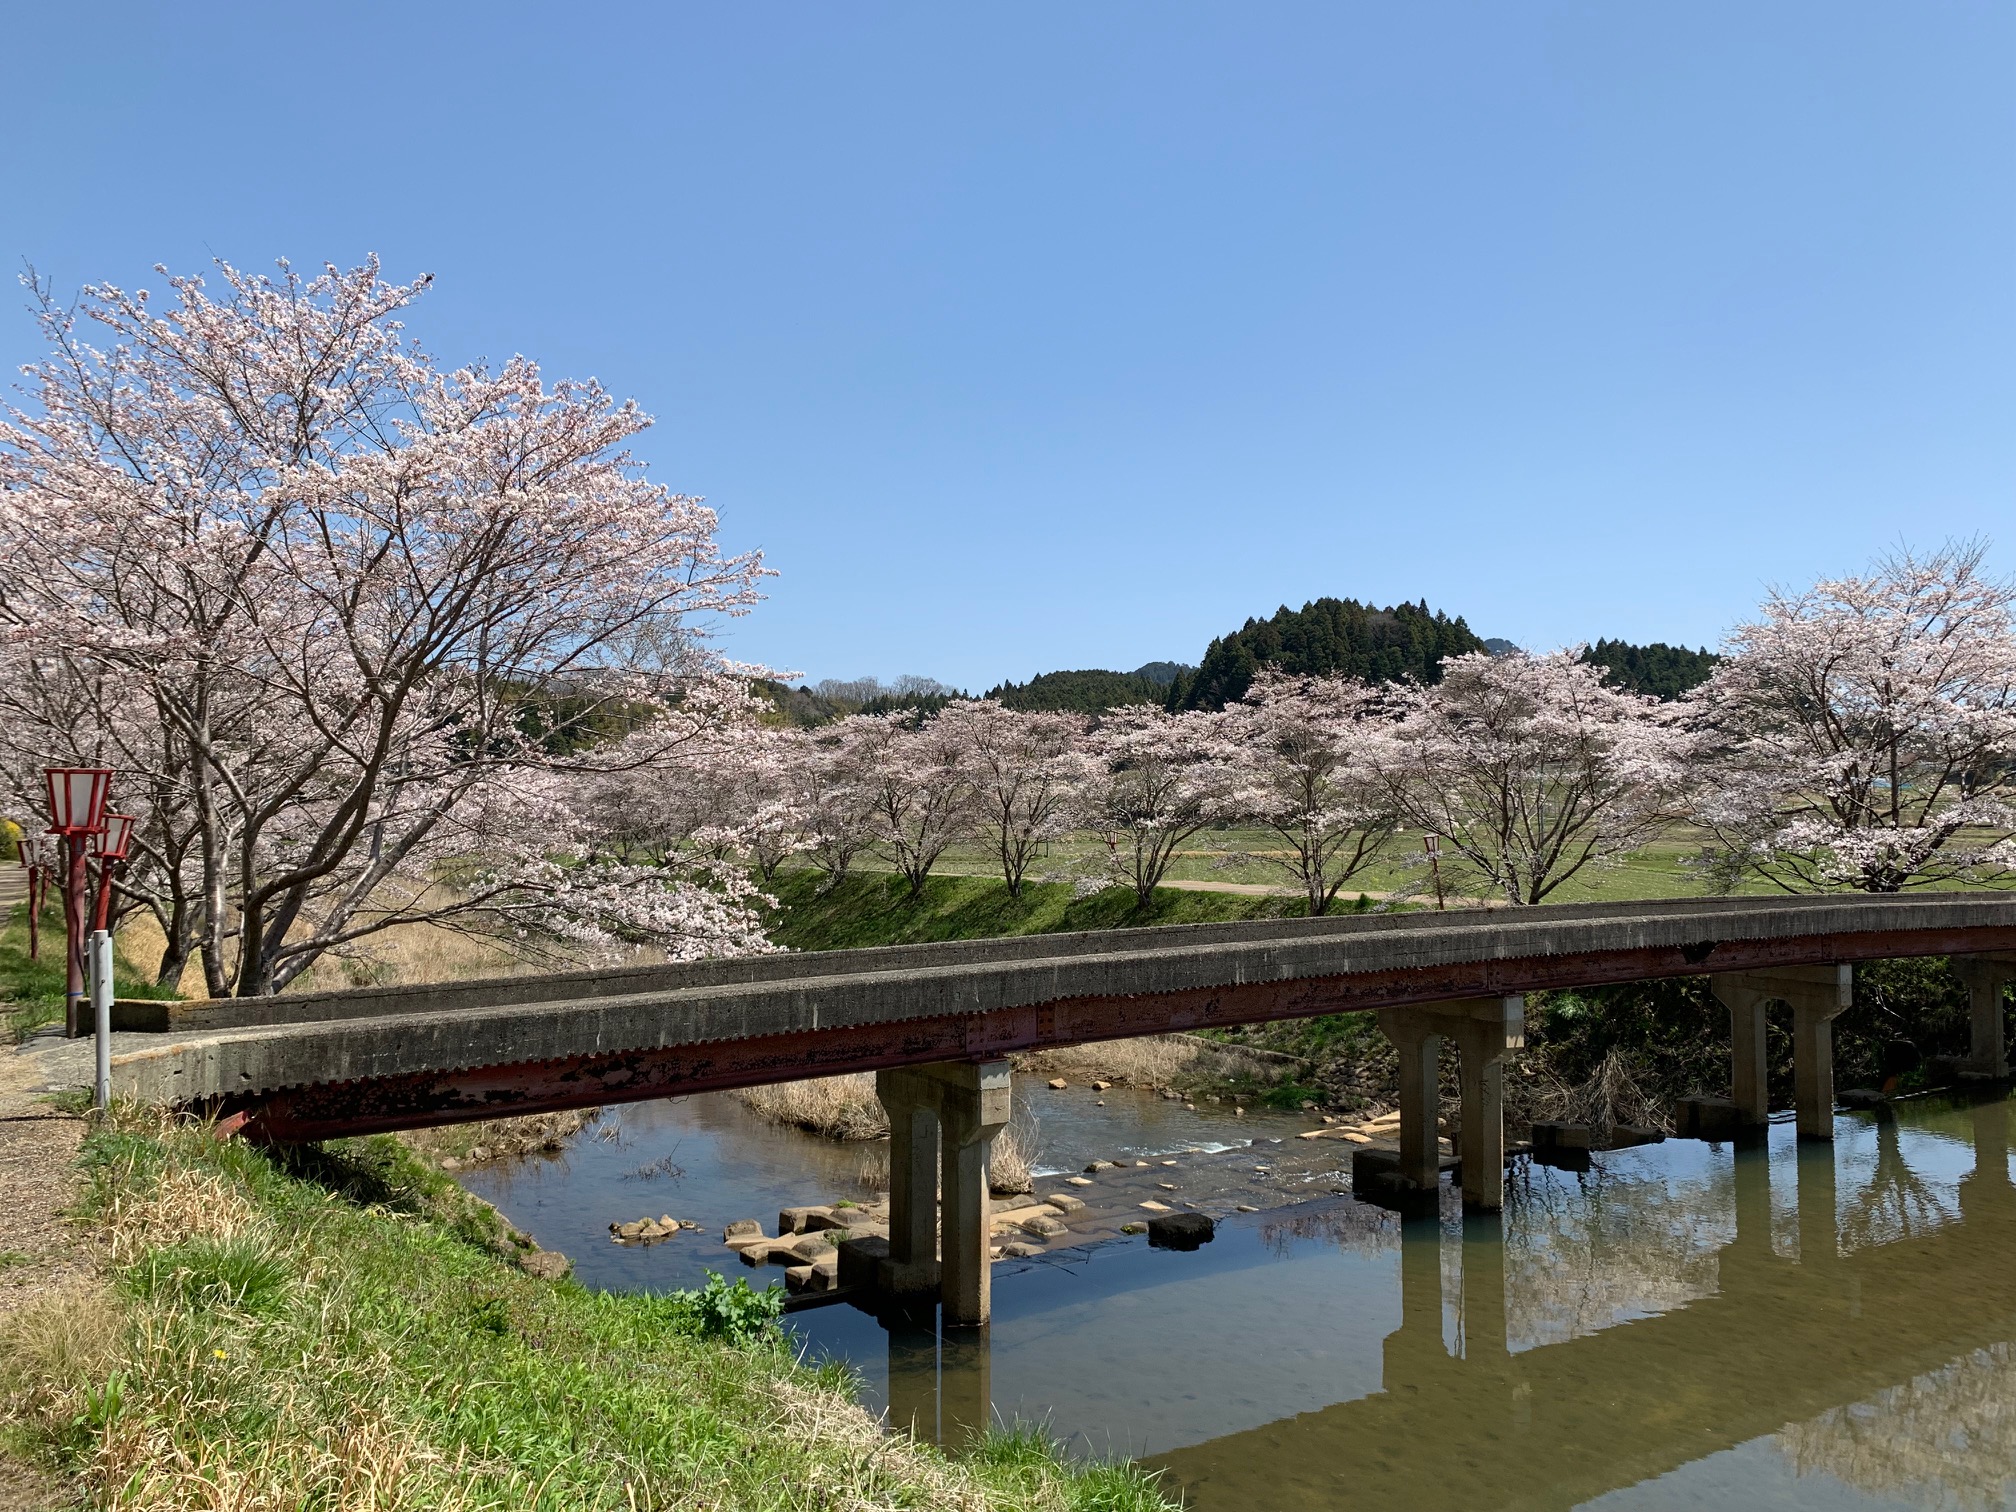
[459, 1077, 2016, 1511]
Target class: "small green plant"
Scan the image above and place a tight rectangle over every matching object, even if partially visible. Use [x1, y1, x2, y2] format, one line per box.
[832, 1198, 856, 1209]
[128, 1236, 291, 1314]
[0, 1249, 31, 1269]
[465, 1294, 512, 1336]
[669, 1272, 784, 1344]
[77, 1371, 127, 1432]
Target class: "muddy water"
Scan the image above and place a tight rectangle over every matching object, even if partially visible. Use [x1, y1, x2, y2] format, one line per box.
[467, 1083, 2016, 1511]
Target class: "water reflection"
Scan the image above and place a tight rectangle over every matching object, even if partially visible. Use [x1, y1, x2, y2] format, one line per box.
[837, 1092, 2016, 1511]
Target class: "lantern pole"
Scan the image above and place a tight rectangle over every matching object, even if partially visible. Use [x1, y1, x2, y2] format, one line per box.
[43, 768, 114, 1039]
[63, 832, 90, 1036]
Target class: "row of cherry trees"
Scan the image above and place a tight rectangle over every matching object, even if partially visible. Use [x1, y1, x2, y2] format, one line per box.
[585, 541, 2016, 915]
[4, 259, 2012, 995]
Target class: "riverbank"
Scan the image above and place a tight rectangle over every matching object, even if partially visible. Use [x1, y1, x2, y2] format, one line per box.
[0, 1104, 1174, 1511]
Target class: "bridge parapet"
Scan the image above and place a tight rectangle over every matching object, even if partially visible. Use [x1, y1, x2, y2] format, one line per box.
[105, 892, 2016, 1141]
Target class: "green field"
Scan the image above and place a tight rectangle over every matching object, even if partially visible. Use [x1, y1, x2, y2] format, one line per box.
[836, 825, 1775, 907]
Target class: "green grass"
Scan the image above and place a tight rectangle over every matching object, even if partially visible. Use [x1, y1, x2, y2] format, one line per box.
[1, 898, 180, 1043]
[0, 1110, 1175, 1512]
[764, 869, 1320, 952]
[887, 822, 1837, 905]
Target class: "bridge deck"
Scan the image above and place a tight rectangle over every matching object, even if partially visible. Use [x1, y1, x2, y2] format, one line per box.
[109, 893, 2016, 1139]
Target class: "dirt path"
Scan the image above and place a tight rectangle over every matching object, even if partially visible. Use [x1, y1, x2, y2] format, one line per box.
[1159, 877, 1501, 908]
[0, 868, 89, 1509]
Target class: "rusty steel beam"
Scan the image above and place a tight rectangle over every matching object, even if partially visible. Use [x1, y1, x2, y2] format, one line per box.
[239, 921, 2016, 1142]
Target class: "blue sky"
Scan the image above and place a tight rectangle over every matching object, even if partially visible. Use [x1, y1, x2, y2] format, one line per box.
[3, 2, 2010, 689]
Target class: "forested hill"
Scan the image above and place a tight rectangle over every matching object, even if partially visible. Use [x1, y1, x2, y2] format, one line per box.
[1167, 597, 1485, 710]
[984, 664, 1193, 713]
[1578, 639, 1720, 700]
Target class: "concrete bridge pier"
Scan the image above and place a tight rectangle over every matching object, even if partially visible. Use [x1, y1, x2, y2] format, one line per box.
[1953, 955, 2016, 1079]
[1377, 997, 1525, 1208]
[1710, 966, 1853, 1139]
[874, 1060, 1011, 1326]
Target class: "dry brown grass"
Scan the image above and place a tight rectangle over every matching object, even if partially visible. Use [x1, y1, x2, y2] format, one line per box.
[987, 1122, 1036, 1196]
[1519, 1050, 1671, 1136]
[1019, 1032, 1292, 1091]
[0, 1282, 124, 1431]
[115, 899, 663, 999]
[734, 1074, 888, 1141]
[96, 1162, 258, 1269]
[767, 1378, 996, 1512]
[399, 1108, 600, 1167]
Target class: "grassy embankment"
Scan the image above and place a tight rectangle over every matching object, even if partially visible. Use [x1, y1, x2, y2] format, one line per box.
[762, 868, 1317, 952]
[0, 1107, 1173, 1511]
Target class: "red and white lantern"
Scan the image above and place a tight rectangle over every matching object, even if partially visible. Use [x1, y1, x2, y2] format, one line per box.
[43, 768, 113, 835]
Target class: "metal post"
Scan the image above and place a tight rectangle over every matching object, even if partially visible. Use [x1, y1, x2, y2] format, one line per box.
[91, 928, 112, 1110]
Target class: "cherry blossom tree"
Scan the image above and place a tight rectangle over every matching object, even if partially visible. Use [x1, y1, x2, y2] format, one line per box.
[854, 712, 977, 896]
[779, 721, 879, 887]
[934, 700, 1091, 897]
[1380, 650, 1688, 906]
[0, 258, 769, 993]
[1221, 669, 1397, 914]
[570, 698, 805, 880]
[1079, 705, 1239, 906]
[1687, 545, 2016, 893]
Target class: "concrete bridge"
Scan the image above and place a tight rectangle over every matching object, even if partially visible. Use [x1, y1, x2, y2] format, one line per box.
[109, 892, 2016, 1323]
[1150, 1100, 2016, 1511]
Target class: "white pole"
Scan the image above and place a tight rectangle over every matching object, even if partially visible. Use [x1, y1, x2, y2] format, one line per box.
[90, 928, 112, 1111]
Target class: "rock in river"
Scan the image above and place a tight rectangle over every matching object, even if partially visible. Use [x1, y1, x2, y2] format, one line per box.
[1147, 1212, 1215, 1251]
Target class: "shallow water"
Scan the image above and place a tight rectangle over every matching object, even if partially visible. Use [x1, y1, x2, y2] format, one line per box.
[457, 1077, 1317, 1291]
[468, 1084, 2016, 1511]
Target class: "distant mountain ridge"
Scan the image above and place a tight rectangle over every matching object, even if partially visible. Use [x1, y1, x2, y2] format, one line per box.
[983, 663, 1195, 714]
[779, 610, 1718, 722]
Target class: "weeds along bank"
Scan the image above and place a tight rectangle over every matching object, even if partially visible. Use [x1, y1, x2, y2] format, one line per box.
[0, 1109, 1172, 1512]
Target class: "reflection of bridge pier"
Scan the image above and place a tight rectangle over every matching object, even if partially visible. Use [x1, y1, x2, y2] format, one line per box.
[886, 1312, 992, 1449]
[1158, 1096, 2016, 1510]
[1961, 1092, 2015, 1221]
